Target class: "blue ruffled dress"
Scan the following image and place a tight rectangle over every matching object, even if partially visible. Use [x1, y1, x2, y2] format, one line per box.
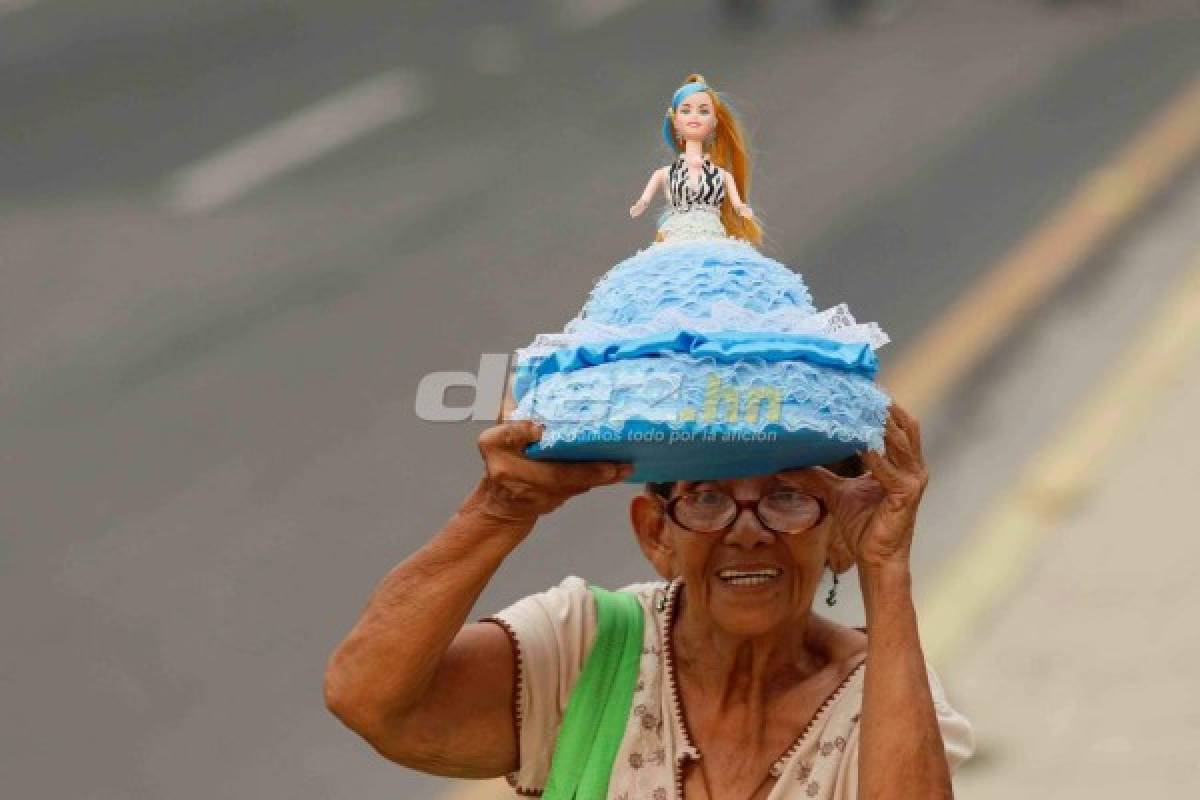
[510, 156, 892, 482]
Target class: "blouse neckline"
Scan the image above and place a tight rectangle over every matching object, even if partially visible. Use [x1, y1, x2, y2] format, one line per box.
[659, 576, 868, 796]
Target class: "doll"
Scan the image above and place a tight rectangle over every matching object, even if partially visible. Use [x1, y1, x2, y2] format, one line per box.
[628, 73, 763, 246]
[506, 72, 891, 482]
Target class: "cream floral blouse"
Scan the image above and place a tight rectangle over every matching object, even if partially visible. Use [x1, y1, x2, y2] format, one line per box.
[481, 575, 974, 799]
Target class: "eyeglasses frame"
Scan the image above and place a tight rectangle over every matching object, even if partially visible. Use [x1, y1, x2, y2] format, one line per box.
[658, 488, 828, 535]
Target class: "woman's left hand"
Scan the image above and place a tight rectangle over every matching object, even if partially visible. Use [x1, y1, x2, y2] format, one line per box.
[735, 203, 754, 219]
[780, 402, 928, 573]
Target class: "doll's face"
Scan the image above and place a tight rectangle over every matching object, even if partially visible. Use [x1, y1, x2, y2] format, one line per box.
[673, 91, 717, 143]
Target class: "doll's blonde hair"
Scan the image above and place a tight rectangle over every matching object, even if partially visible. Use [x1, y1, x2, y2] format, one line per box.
[666, 72, 763, 246]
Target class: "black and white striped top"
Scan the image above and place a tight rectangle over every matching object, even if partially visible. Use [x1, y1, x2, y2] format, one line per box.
[667, 153, 725, 211]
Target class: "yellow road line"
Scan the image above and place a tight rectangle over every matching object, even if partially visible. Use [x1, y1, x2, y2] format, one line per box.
[445, 71, 1200, 800]
[920, 252, 1200, 668]
[883, 73, 1200, 417]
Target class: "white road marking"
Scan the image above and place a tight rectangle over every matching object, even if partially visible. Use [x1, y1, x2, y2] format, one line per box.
[558, 0, 643, 30]
[164, 69, 429, 215]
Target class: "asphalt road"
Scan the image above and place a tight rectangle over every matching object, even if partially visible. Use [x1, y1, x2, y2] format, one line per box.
[2, 1, 1199, 797]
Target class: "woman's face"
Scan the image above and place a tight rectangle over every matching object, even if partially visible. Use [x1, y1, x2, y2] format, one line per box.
[634, 473, 834, 638]
[673, 91, 717, 144]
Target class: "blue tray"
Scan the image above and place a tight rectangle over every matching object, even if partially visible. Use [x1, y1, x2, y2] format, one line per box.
[524, 418, 866, 483]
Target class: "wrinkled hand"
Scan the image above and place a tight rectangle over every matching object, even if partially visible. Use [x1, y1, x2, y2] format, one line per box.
[630, 200, 648, 218]
[473, 420, 633, 526]
[778, 403, 928, 572]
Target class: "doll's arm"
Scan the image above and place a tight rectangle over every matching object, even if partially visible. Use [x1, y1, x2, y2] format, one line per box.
[722, 169, 754, 219]
[630, 167, 667, 218]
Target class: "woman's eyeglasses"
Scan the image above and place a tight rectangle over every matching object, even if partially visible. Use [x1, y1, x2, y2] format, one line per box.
[661, 488, 827, 535]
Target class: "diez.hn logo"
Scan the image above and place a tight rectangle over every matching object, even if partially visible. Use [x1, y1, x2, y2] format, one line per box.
[414, 355, 783, 425]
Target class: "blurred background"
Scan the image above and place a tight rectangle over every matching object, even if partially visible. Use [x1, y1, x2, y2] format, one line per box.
[3, 0, 1200, 797]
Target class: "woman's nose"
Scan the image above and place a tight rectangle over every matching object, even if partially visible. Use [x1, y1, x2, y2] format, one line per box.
[723, 508, 774, 548]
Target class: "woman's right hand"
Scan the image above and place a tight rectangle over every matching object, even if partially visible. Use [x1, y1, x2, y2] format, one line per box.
[629, 200, 648, 218]
[472, 420, 633, 526]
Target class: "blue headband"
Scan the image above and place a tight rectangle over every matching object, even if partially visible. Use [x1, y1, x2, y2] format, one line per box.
[662, 81, 713, 151]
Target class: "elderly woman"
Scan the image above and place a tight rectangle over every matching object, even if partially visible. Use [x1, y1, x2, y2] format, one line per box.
[323, 403, 974, 798]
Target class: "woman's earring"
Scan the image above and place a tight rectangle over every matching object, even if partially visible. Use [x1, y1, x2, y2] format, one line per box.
[656, 575, 676, 612]
[825, 571, 839, 607]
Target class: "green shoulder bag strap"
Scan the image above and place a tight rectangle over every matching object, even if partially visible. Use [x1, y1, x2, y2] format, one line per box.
[541, 585, 645, 800]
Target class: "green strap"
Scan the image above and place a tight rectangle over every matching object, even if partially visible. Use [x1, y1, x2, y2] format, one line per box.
[542, 586, 645, 800]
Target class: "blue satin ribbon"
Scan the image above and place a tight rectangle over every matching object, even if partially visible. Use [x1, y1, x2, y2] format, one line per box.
[514, 330, 878, 402]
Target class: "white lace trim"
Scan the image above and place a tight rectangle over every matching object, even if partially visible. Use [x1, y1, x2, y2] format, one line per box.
[516, 301, 890, 365]
[656, 207, 728, 242]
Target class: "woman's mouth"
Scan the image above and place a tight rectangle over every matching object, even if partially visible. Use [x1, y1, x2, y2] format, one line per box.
[715, 567, 782, 588]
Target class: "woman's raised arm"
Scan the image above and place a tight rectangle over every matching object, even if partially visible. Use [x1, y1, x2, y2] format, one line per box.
[322, 420, 631, 777]
[858, 562, 952, 799]
[781, 404, 953, 798]
[851, 406, 952, 799]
